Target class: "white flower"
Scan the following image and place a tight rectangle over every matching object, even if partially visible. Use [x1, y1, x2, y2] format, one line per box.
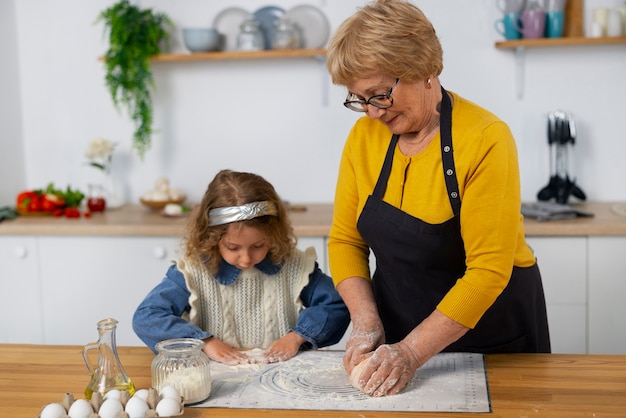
[85, 137, 118, 173]
[85, 138, 117, 160]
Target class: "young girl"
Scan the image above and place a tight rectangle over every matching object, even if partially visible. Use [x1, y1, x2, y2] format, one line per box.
[133, 170, 350, 365]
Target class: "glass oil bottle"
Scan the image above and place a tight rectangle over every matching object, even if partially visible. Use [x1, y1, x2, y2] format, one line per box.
[82, 318, 135, 399]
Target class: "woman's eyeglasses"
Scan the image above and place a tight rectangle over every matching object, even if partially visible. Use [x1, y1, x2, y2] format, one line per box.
[343, 78, 399, 112]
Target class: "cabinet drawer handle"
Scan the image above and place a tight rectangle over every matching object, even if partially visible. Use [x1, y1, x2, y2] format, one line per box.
[14, 246, 28, 259]
[153, 246, 167, 259]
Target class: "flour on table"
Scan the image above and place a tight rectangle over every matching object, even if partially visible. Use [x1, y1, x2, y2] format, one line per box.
[198, 351, 490, 413]
[242, 348, 266, 362]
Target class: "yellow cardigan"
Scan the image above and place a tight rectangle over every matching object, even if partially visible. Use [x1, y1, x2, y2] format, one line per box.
[328, 91, 537, 329]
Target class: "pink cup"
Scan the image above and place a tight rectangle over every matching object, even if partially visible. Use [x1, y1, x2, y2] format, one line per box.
[515, 9, 546, 39]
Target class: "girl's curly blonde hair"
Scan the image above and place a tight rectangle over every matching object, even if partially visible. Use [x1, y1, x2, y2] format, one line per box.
[184, 170, 296, 274]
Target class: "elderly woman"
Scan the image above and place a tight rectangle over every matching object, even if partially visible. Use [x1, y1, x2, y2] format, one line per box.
[326, 0, 550, 397]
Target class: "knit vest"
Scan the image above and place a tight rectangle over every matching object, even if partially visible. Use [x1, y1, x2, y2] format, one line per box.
[177, 247, 316, 349]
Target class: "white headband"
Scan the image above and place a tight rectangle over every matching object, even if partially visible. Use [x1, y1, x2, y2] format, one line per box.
[208, 201, 278, 226]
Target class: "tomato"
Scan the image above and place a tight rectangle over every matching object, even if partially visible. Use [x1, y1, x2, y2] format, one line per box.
[64, 208, 81, 218]
[41, 198, 57, 212]
[53, 209, 65, 217]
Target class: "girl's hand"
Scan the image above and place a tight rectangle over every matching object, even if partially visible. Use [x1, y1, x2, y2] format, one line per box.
[264, 332, 305, 363]
[203, 337, 253, 365]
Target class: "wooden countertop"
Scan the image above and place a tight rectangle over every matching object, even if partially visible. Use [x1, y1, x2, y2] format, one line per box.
[1, 344, 625, 417]
[1, 201, 626, 237]
[523, 201, 626, 236]
[0, 204, 333, 237]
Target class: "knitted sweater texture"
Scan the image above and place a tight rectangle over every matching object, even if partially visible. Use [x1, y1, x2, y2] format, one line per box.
[178, 248, 315, 348]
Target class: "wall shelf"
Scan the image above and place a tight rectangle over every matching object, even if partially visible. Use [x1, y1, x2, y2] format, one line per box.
[495, 36, 626, 49]
[494, 37, 626, 99]
[99, 48, 330, 105]
[150, 48, 326, 62]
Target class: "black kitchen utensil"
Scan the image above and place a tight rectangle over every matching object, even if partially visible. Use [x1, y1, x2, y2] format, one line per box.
[537, 111, 586, 204]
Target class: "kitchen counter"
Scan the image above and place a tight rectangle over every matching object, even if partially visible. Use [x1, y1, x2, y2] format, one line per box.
[1, 201, 626, 237]
[1, 344, 625, 417]
[0, 203, 333, 237]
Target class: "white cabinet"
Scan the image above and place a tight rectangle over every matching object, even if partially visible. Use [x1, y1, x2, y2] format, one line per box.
[0, 234, 326, 347]
[38, 236, 183, 346]
[588, 237, 626, 354]
[4, 231, 624, 354]
[526, 237, 587, 354]
[0, 236, 44, 343]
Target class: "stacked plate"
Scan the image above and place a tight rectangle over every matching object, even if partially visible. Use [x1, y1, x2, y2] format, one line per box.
[212, 4, 330, 51]
[212, 7, 253, 51]
[285, 4, 330, 49]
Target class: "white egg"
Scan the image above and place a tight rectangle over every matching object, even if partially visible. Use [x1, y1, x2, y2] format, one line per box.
[103, 388, 121, 400]
[143, 190, 169, 201]
[67, 398, 93, 418]
[168, 188, 186, 200]
[97, 397, 123, 418]
[133, 388, 149, 401]
[155, 176, 170, 192]
[124, 395, 149, 418]
[39, 402, 66, 418]
[159, 384, 180, 400]
[155, 397, 181, 416]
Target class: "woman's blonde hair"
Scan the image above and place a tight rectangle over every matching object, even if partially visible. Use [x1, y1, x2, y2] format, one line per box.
[184, 169, 295, 274]
[326, 0, 443, 85]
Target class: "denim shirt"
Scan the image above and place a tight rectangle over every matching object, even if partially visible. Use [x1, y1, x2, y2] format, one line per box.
[132, 253, 350, 353]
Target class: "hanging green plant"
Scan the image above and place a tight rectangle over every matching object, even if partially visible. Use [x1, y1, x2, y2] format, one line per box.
[97, 0, 173, 159]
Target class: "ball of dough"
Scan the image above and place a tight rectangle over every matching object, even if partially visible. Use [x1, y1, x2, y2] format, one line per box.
[349, 357, 371, 391]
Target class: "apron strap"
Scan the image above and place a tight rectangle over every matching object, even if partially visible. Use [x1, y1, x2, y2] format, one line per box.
[372, 134, 398, 199]
[372, 87, 460, 216]
[440, 87, 461, 216]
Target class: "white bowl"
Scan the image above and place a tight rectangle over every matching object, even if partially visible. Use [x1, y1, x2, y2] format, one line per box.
[183, 28, 222, 52]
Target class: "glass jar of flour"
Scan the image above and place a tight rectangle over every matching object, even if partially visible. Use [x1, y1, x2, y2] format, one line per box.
[151, 338, 211, 405]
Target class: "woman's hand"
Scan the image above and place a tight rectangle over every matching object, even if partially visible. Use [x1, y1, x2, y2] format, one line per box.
[355, 310, 470, 397]
[335, 276, 386, 373]
[202, 337, 252, 365]
[264, 332, 305, 363]
[344, 318, 385, 374]
[355, 342, 420, 397]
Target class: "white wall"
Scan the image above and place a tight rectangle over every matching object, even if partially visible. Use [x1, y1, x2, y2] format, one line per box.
[0, 0, 26, 204]
[2, 0, 625, 207]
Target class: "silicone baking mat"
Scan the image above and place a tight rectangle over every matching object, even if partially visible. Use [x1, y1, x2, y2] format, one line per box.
[193, 350, 490, 413]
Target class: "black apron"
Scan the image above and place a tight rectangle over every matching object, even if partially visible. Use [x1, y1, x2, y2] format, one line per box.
[357, 87, 550, 353]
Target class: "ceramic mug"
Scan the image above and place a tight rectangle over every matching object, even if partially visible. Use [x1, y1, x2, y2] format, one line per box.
[538, 0, 565, 12]
[515, 9, 546, 39]
[606, 9, 623, 37]
[496, 0, 526, 14]
[495, 12, 522, 39]
[545, 10, 564, 37]
[592, 8, 609, 37]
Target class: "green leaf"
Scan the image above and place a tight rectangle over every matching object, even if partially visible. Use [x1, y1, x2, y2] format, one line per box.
[96, 0, 172, 159]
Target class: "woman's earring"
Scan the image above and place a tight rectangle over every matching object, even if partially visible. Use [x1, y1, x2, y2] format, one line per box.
[426, 78, 432, 89]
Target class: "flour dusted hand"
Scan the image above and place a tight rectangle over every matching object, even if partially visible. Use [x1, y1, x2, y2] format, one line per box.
[343, 317, 385, 374]
[356, 343, 420, 397]
[203, 337, 254, 365]
[264, 331, 306, 363]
